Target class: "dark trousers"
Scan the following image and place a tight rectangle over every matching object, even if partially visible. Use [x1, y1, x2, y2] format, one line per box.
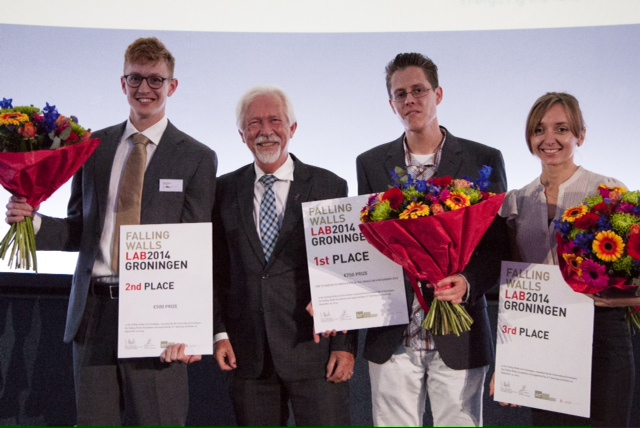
[230, 346, 351, 426]
[72, 293, 189, 425]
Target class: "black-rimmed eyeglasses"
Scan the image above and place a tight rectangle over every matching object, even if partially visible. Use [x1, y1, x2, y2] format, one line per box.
[391, 87, 431, 102]
[123, 74, 173, 89]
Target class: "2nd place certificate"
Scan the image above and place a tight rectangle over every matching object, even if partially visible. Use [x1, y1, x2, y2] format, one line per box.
[117, 223, 213, 358]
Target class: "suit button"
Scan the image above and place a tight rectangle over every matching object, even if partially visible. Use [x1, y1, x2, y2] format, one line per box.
[262, 274, 269, 279]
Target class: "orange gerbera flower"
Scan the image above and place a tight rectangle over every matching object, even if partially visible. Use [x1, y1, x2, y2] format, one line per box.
[0, 112, 30, 126]
[561, 205, 588, 223]
[444, 191, 470, 211]
[563, 253, 584, 276]
[399, 202, 430, 219]
[592, 230, 625, 262]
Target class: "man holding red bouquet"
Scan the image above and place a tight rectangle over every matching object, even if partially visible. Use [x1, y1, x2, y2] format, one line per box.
[5, 37, 217, 425]
[356, 52, 508, 427]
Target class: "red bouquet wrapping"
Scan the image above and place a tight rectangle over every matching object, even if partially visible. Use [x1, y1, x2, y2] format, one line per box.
[359, 166, 505, 335]
[0, 99, 100, 271]
[0, 143, 100, 208]
[555, 184, 640, 330]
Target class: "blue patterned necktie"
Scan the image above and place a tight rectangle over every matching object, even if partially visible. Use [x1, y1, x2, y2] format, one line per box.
[259, 175, 279, 262]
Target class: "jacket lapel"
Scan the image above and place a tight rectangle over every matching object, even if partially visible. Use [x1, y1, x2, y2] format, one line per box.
[93, 122, 125, 230]
[435, 131, 463, 179]
[141, 121, 183, 211]
[267, 155, 310, 265]
[237, 165, 266, 264]
[384, 136, 405, 180]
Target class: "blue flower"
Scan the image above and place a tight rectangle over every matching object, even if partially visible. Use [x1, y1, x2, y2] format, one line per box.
[0, 98, 13, 109]
[42, 102, 60, 134]
[598, 216, 612, 231]
[467, 165, 493, 191]
[554, 219, 572, 235]
[574, 232, 595, 253]
[390, 168, 402, 183]
[415, 179, 427, 193]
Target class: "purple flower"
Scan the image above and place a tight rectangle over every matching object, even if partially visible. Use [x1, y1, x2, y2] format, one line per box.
[580, 259, 609, 292]
[0, 98, 13, 109]
[615, 202, 636, 214]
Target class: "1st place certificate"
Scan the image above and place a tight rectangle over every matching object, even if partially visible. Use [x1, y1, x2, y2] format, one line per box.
[494, 261, 594, 417]
[117, 223, 213, 358]
[302, 195, 407, 332]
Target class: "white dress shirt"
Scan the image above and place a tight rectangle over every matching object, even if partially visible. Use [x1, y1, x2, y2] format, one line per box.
[92, 116, 168, 276]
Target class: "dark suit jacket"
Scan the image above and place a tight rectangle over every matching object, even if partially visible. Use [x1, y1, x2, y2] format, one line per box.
[213, 154, 358, 382]
[355, 128, 508, 370]
[36, 121, 218, 343]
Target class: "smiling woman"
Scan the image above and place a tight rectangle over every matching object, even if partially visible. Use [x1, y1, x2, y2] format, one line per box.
[499, 92, 637, 426]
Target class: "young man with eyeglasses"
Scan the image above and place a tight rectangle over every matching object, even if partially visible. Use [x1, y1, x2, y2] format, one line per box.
[355, 52, 508, 426]
[5, 37, 217, 425]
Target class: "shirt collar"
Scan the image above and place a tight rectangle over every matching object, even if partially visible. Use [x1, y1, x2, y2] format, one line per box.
[254, 154, 295, 184]
[123, 115, 168, 146]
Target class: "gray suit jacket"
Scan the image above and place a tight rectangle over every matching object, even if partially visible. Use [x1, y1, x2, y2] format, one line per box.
[356, 128, 508, 370]
[213, 154, 357, 381]
[36, 121, 218, 343]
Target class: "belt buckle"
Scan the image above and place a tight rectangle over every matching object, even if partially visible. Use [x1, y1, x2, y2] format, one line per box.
[109, 285, 118, 299]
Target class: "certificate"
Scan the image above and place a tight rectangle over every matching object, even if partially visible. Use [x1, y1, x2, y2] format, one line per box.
[117, 223, 213, 358]
[302, 195, 407, 332]
[494, 261, 594, 417]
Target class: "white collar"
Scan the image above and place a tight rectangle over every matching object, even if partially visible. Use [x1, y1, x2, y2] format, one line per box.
[254, 154, 295, 183]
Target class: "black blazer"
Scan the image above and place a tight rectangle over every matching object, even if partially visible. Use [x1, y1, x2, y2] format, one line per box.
[36, 121, 218, 343]
[355, 128, 508, 370]
[213, 154, 358, 381]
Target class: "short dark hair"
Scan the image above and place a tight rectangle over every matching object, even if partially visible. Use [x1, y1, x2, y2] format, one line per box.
[525, 92, 585, 154]
[385, 53, 439, 98]
[124, 37, 176, 77]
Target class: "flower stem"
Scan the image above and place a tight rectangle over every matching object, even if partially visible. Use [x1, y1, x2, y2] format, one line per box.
[423, 299, 474, 336]
[0, 217, 38, 272]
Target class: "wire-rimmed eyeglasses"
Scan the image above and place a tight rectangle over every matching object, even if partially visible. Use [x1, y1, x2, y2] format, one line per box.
[391, 87, 432, 102]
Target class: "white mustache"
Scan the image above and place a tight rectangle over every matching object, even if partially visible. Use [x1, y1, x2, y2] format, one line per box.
[255, 135, 282, 145]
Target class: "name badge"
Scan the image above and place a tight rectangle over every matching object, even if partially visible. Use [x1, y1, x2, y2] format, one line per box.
[159, 179, 183, 192]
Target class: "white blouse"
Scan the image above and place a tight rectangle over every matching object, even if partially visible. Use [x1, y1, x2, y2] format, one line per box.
[500, 166, 625, 265]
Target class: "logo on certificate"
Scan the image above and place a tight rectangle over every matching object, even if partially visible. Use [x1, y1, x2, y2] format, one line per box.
[535, 390, 557, 402]
[355, 311, 377, 319]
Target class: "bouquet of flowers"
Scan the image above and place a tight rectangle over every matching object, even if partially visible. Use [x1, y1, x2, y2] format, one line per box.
[555, 184, 640, 330]
[359, 166, 505, 335]
[0, 98, 101, 271]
